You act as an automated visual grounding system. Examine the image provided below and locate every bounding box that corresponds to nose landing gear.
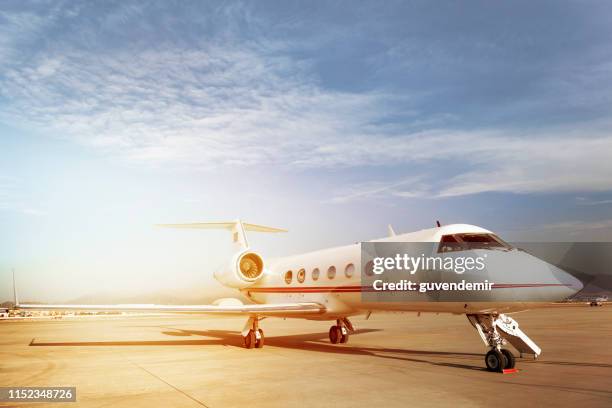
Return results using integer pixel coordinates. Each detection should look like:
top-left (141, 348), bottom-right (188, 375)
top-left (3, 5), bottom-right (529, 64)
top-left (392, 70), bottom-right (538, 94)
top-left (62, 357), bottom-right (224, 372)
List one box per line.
top-left (484, 349), bottom-right (516, 372)
top-left (468, 314), bottom-right (537, 372)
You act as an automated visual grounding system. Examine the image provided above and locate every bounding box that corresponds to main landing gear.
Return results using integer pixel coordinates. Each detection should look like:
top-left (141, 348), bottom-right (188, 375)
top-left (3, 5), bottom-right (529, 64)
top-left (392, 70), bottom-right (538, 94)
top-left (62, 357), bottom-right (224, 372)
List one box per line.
top-left (329, 318), bottom-right (353, 344)
top-left (242, 316), bottom-right (264, 349)
top-left (467, 314), bottom-right (540, 372)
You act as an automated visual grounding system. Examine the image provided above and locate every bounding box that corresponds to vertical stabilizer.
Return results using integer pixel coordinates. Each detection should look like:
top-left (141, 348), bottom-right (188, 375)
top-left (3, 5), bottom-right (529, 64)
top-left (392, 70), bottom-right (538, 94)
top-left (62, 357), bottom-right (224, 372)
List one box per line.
top-left (230, 219), bottom-right (249, 249)
top-left (13, 269), bottom-right (19, 307)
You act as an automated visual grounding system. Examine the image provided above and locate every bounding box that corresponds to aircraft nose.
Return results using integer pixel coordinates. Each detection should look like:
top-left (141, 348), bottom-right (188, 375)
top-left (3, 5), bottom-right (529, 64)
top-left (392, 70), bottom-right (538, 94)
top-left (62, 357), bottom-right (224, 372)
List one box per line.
top-left (551, 264), bottom-right (584, 298)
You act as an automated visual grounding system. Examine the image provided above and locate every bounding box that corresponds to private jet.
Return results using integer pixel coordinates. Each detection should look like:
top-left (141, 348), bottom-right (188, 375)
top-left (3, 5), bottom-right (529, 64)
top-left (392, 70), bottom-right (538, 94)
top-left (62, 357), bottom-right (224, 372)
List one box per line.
top-left (16, 220), bottom-right (583, 372)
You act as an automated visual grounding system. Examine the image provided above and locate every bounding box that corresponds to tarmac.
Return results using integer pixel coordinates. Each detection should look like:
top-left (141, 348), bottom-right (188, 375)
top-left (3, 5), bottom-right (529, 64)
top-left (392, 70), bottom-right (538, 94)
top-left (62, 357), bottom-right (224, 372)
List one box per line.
top-left (1, 305), bottom-right (611, 408)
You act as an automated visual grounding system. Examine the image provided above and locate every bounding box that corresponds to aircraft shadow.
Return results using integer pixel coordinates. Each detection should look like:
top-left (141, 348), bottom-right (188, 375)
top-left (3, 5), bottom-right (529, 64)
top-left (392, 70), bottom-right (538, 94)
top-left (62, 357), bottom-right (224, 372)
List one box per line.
top-left (28, 327), bottom-right (612, 375)
top-left (504, 381), bottom-right (612, 397)
top-left (30, 327), bottom-right (487, 372)
top-left (180, 328), bottom-right (486, 371)
top-left (29, 338), bottom-right (219, 347)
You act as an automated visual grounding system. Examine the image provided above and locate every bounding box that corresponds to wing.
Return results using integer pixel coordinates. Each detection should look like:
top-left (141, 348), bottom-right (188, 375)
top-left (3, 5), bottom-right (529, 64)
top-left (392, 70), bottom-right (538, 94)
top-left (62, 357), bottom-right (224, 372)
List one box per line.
top-left (16, 302), bottom-right (325, 317)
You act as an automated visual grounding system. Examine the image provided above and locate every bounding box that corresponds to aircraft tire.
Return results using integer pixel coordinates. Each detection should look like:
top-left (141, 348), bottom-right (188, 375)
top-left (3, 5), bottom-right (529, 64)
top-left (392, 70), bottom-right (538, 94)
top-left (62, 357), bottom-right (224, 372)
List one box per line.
top-left (255, 329), bottom-right (265, 348)
top-left (485, 349), bottom-right (506, 372)
top-left (244, 330), bottom-right (256, 349)
top-left (340, 330), bottom-right (349, 344)
top-left (501, 349), bottom-right (515, 369)
top-left (329, 325), bottom-right (341, 344)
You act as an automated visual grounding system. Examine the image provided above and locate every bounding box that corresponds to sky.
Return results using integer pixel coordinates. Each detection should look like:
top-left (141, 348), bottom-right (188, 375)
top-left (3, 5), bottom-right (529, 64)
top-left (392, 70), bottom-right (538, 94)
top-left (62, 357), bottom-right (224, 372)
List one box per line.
top-left (1, 0), bottom-right (612, 302)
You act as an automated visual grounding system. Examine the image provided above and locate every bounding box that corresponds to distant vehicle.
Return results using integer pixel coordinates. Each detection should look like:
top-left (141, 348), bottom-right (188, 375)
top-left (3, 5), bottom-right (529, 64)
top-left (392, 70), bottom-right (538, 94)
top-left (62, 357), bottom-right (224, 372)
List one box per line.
top-left (589, 296), bottom-right (608, 307)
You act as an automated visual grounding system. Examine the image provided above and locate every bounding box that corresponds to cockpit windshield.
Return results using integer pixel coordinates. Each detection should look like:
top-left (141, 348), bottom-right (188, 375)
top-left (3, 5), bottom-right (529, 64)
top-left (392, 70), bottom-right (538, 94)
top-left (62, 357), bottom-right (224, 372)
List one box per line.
top-left (438, 233), bottom-right (512, 253)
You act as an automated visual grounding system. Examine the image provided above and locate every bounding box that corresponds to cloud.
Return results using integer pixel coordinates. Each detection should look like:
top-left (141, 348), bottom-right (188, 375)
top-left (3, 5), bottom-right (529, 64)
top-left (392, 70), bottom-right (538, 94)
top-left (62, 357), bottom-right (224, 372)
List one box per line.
top-left (431, 131), bottom-right (612, 197)
top-left (327, 176), bottom-right (426, 204)
top-left (576, 197), bottom-right (612, 206)
top-left (0, 42), bottom-right (395, 168)
top-left (539, 219), bottom-right (612, 232)
top-left (327, 129), bottom-right (612, 201)
top-left (497, 218), bottom-right (612, 241)
top-left (1, 3), bottom-right (612, 200)
top-left (0, 176), bottom-right (17, 209)
top-left (515, 219), bottom-right (612, 241)
top-left (3, 43), bottom-right (612, 198)
top-left (0, 9), bottom-right (47, 66)
top-left (20, 208), bottom-right (46, 216)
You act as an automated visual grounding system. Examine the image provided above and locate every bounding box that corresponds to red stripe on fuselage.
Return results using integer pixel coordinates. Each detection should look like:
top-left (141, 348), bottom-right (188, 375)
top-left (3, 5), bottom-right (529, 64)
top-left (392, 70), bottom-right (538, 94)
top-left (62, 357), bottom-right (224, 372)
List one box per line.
top-left (243, 283), bottom-right (571, 294)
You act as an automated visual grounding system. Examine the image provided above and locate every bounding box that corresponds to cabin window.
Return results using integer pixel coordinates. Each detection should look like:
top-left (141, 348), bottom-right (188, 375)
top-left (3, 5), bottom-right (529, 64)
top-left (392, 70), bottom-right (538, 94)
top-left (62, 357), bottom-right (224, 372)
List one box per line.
top-left (345, 263), bottom-right (355, 278)
top-left (284, 270), bottom-right (293, 284)
top-left (312, 268), bottom-right (320, 281)
top-left (327, 266), bottom-right (336, 279)
top-left (364, 260), bottom-right (374, 276)
top-left (297, 268), bottom-right (306, 283)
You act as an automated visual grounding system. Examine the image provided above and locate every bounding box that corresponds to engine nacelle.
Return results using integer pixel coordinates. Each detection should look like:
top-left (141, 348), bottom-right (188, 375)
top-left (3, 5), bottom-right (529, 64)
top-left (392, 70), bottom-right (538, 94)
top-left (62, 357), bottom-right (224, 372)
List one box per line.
top-left (214, 251), bottom-right (265, 289)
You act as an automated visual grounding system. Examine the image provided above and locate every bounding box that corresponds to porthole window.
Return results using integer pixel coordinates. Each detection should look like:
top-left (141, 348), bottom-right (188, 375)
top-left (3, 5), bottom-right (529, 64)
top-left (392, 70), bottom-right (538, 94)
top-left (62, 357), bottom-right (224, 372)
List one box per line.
top-left (284, 270), bottom-right (293, 284)
top-left (365, 260), bottom-right (374, 276)
top-left (327, 266), bottom-right (336, 279)
top-left (297, 268), bottom-right (306, 283)
top-left (312, 268), bottom-right (320, 281)
top-left (345, 263), bottom-right (355, 278)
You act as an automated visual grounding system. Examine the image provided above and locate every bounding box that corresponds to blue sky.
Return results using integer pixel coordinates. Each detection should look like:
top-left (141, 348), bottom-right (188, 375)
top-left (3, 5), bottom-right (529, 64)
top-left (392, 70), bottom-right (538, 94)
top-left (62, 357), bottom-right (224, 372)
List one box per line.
top-left (1, 1), bottom-right (612, 301)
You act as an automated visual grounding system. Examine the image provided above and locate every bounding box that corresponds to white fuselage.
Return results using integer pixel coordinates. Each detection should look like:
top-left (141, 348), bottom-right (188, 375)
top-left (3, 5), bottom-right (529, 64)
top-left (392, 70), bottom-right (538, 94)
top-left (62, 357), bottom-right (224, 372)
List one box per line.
top-left (240, 224), bottom-right (582, 317)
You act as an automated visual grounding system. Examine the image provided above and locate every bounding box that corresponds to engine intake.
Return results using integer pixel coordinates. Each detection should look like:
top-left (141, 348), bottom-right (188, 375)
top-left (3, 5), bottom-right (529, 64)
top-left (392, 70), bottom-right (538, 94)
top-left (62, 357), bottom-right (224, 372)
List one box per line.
top-left (239, 252), bottom-right (264, 280)
top-left (214, 251), bottom-right (265, 288)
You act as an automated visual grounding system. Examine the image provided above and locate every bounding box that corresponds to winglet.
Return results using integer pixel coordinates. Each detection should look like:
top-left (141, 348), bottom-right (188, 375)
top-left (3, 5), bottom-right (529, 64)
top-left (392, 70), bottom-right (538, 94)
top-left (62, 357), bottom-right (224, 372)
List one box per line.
top-left (387, 224), bottom-right (396, 237)
top-left (157, 219), bottom-right (287, 249)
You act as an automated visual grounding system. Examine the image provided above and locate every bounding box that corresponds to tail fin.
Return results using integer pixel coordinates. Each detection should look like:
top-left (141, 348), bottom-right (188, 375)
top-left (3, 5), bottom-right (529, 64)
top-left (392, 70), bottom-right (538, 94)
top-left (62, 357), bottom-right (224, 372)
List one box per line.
top-left (157, 219), bottom-right (287, 248)
top-left (13, 269), bottom-right (19, 307)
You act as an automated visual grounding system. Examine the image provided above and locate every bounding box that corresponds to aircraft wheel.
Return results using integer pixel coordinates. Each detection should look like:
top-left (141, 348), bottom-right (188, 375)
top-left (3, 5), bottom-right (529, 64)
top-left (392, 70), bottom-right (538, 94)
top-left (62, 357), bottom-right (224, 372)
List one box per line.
top-left (329, 325), bottom-right (341, 344)
top-left (340, 329), bottom-right (349, 344)
top-left (485, 349), bottom-right (506, 372)
top-left (255, 329), bottom-right (265, 349)
top-left (501, 349), bottom-right (515, 369)
top-left (243, 329), bottom-right (256, 349)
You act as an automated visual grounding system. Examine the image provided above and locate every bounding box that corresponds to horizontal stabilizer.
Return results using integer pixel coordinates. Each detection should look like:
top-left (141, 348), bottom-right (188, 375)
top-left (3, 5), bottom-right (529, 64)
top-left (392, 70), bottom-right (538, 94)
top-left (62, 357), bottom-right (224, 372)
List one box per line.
top-left (157, 219), bottom-right (286, 248)
top-left (157, 222), bottom-right (287, 233)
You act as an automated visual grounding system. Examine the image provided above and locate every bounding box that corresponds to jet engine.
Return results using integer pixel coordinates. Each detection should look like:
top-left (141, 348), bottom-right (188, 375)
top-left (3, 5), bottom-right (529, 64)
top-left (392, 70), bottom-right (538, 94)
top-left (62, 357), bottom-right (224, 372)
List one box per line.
top-left (214, 251), bottom-right (265, 288)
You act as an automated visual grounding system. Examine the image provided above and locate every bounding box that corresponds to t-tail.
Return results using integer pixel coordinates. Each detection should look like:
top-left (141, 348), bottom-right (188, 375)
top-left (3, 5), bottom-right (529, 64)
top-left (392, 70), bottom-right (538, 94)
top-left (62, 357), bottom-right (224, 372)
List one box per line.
top-left (157, 219), bottom-right (287, 288)
top-left (156, 219), bottom-right (287, 250)
top-left (13, 269), bottom-right (19, 308)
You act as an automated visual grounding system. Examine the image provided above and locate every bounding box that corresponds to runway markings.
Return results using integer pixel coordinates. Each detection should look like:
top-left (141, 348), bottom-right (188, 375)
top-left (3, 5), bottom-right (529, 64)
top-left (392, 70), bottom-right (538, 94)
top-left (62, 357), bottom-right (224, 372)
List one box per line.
top-left (121, 353), bottom-right (211, 408)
